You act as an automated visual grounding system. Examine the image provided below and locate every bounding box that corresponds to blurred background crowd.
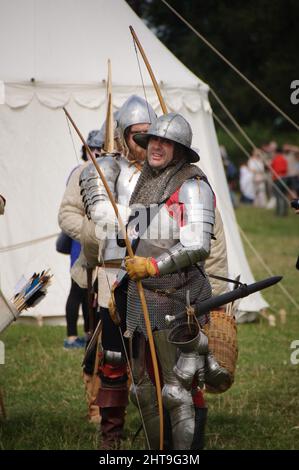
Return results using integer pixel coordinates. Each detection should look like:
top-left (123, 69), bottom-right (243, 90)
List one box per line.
top-left (221, 142), bottom-right (299, 216)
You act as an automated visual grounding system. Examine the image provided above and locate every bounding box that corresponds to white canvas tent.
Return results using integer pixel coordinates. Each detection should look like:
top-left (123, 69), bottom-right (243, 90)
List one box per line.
top-left (0, 0), bottom-right (267, 323)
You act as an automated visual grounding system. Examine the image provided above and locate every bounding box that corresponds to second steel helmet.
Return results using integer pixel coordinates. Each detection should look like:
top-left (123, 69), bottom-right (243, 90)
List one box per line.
top-left (117, 95), bottom-right (157, 137)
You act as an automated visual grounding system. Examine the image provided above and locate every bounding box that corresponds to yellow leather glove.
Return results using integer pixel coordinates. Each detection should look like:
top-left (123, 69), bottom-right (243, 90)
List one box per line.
top-left (124, 256), bottom-right (159, 280)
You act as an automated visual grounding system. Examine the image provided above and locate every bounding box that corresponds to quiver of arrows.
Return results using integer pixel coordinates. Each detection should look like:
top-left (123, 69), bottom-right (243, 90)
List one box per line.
top-left (0, 270), bottom-right (52, 334)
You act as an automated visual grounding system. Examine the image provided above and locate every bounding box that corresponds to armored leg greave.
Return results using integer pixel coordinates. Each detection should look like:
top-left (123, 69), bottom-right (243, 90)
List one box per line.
top-left (154, 330), bottom-right (196, 450)
top-left (130, 376), bottom-right (160, 450)
top-left (130, 330), bottom-right (208, 450)
top-left (130, 333), bottom-right (160, 449)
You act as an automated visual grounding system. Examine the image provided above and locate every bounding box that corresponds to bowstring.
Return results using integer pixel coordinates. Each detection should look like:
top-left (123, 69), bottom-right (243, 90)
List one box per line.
top-left (98, 252), bottom-right (151, 450)
top-left (64, 40), bottom-right (154, 448)
top-left (65, 114), bottom-right (81, 166)
top-left (132, 37), bottom-right (153, 124)
top-left (64, 106), bottom-right (151, 446)
top-left (130, 36), bottom-right (163, 448)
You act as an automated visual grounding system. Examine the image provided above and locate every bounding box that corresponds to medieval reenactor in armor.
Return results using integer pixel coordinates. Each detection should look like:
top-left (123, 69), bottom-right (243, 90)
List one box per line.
top-left (111, 112), bottom-right (216, 450)
top-left (61, 89), bottom-right (229, 449)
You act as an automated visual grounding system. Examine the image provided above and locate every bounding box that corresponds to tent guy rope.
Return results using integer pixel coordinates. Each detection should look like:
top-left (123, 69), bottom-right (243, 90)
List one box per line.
top-left (160, 0), bottom-right (299, 132)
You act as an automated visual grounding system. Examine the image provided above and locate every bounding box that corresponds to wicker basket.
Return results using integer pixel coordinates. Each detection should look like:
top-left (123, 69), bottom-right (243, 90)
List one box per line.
top-left (203, 310), bottom-right (238, 393)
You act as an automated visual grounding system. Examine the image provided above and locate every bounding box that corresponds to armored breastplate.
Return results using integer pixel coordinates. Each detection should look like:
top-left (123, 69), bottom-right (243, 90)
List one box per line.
top-left (128, 204), bottom-right (180, 258)
top-left (103, 158), bottom-right (141, 262)
top-left (116, 158), bottom-right (141, 205)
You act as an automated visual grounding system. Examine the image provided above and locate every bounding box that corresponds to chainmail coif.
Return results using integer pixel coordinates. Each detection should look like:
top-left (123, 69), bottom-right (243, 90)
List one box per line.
top-left (129, 155), bottom-right (207, 206)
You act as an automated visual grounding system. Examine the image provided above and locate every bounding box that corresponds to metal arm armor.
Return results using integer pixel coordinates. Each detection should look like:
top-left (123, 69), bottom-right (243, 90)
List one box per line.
top-left (79, 155), bottom-right (120, 221)
top-left (156, 178), bottom-right (215, 276)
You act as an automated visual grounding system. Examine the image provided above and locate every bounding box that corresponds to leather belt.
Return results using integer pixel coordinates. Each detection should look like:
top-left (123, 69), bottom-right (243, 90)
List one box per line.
top-left (100, 261), bottom-right (122, 269)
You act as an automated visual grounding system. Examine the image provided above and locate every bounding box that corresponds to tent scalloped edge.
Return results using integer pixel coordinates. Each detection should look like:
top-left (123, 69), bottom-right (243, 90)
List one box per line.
top-left (2, 82), bottom-right (212, 114)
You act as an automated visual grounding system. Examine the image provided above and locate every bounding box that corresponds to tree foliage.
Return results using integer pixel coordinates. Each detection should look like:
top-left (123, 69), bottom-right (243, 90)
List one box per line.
top-left (126, 0), bottom-right (299, 130)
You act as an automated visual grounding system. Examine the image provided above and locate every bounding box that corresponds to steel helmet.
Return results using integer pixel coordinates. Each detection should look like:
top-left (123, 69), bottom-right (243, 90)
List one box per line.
top-left (133, 112), bottom-right (199, 162)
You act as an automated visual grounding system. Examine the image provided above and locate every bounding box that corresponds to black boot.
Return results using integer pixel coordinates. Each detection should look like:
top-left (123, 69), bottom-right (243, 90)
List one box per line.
top-left (191, 407), bottom-right (208, 450)
top-left (100, 406), bottom-right (126, 450)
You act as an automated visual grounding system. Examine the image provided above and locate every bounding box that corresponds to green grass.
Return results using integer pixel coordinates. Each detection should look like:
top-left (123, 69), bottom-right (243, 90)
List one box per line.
top-left (205, 206), bottom-right (299, 450)
top-left (235, 206), bottom-right (298, 313)
top-left (0, 206), bottom-right (298, 449)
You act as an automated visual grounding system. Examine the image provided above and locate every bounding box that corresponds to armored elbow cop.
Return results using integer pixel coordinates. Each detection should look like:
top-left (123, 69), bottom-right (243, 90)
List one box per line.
top-left (156, 179), bottom-right (215, 276)
top-left (79, 157), bottom-right (133, 236)
top-left (79, 155), bottom-right (120, 220)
